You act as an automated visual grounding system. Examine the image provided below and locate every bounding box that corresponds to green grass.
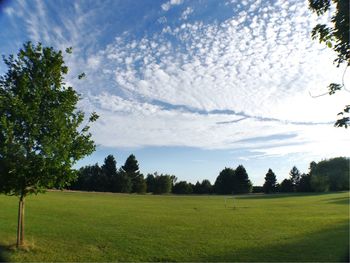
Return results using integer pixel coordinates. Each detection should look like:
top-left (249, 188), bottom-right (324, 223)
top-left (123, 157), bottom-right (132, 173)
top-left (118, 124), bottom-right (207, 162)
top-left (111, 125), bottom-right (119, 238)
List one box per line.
top-left (0, 191), bottom-right (349, 262)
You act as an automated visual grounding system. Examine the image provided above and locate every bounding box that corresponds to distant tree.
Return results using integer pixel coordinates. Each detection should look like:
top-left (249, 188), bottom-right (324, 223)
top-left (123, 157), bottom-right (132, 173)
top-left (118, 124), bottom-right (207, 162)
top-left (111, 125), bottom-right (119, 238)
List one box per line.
top-left (172, 181), bottom-right (193, 194)
top-left (279, 179), bottom-right (294, 192)
top-left (0, 42), bottom-right (98, 247)
top-left (308, 0), bottom-right (350, 127)
top-left (310, 157), bottom-right (349, 191)
top-left (132, 174), bottom-right (147, 194)
top-left (289, 166), bottom-right (301, 190)
top-left (193, 181), bottom-right (202, 194)
top-left (214, 168), bottom-right (236, 194)
top-left (114, 169), bottom-right (132, 193)
top-left (122, 154), bottom-right (140, 193)
top-left (252, 186), bottom-right (264, 193)
top-left (101, 155), bottom-right (117, 192)
top-left (146, 173), bottom-right (156, 193)
top-left (263, 169), bottom-right (277, 193)
top-left (297, 173), bottom-right (313, 192)
top-left (234, 165), bottom-right (252, 194)
top-left (153, 174), bottom-right (173, 194)
top-left (193, 179), bottom-right (212, 194)
top-left (214, 165), bottom-right (252, 194)
top-left (200, 179), bottom-right (212, 194)
top-left (122, 154), bottom-right (139, 175)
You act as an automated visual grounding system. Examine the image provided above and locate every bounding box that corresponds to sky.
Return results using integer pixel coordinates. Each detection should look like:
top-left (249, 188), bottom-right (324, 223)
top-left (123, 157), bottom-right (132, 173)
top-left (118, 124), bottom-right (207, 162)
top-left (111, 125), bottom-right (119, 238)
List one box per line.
top-left (0, 0), bottom-right (349, 185)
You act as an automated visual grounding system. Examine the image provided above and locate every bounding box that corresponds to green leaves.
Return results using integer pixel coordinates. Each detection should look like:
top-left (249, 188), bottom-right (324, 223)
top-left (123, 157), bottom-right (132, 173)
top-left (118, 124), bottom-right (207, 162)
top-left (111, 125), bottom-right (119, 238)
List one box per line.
top-left (328, 83), bottom-right (342, 95)
top-left (0, 42), bottom-right (98, 196)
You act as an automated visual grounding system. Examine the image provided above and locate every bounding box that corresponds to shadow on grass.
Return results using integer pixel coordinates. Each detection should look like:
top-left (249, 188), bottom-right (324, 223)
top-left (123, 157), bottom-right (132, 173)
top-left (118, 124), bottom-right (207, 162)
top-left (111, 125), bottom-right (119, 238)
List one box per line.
top-left (204, 221), bottom-right (349, 262)
top-left (0, 245), bottom-right (9, 262)
top-left (236, 192), bottom-right (345, 200)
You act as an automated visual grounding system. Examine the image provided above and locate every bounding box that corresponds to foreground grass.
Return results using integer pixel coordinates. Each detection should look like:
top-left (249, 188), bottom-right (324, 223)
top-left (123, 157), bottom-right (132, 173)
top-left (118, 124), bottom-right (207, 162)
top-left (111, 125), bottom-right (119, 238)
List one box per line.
top-left (0, 191), bottom-right (348, 262)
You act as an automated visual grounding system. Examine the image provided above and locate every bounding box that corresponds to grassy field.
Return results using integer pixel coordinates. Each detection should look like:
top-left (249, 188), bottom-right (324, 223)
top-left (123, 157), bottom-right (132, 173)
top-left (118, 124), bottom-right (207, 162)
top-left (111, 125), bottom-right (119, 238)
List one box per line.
top-left (0, 191), bottom-right (348, 262)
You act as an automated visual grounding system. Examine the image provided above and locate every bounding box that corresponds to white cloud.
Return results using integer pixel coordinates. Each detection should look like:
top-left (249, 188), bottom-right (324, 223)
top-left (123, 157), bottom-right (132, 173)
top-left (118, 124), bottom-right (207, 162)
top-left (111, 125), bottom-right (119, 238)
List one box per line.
top-left (181, 7), bottom-right (193, 20)
top-left (161, 0), bottom-right (184, 11)
top-left (10, 0), bottom-right (349, 160)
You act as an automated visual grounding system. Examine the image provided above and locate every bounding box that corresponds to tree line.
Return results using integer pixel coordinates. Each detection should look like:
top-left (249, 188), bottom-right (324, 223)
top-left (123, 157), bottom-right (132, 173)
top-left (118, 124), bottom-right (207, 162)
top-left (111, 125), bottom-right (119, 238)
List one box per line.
top-left (261, 157), bottom-right (349, 194)
top-left (69, 155), bottom-right (349, 195)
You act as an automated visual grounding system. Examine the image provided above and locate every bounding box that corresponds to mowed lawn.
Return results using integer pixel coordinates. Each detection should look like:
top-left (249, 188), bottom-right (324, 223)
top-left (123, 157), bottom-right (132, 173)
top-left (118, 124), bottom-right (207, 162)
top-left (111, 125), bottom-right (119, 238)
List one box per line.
top-left (0, 191), bottom-right (348, 262)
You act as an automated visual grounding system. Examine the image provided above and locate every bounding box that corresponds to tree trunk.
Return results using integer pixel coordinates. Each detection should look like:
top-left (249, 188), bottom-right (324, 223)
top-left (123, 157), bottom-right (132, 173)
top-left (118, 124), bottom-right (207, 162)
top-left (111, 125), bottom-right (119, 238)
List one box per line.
top-left (16, 195), bottom-right (25, 248)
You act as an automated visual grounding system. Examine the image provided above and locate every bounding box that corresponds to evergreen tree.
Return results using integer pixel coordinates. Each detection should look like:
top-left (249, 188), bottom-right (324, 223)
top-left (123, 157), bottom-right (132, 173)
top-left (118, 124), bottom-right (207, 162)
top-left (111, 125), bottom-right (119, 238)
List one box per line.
top-left (279, 179), bottom-right (294, 192)
top-left (234, 165), bottom-right (252, 194)
top-left (146, 173), bottom-right (155, 193)
top-left (214, 168), bottom-right (236, 194)
top-left (101, 155), bottom-right (117, 192)
top-left (263, 169), bottom-right (277, 193)
top-left (297, 173), bottom-right (313, 192)
top-left (122, 154), bottom-right (140, 193)
top-left (289, 166), bottom-right (301, 190)
top-left (133, 174), bottom-right (147, 194)
top-left (153, 174), bottom-right (172, 194)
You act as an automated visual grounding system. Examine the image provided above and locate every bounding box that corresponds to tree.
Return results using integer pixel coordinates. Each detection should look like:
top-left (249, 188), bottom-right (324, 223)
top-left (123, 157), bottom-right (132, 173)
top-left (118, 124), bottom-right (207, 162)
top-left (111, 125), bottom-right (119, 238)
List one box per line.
top-left (153, 173), bottom-right (172, 194)
top-left (114, 169), bottom-right (132, 193)
top-left (132, 174), bottom-right (147, 194)
top-left (234, 165), bottom-right (252, 194)
top-left (122, 154), bottom-right (140, 193)
top-left (0, 42), bottom-right (98, 247)
top-left (297, 173), bottom-right (313, 192)
top-left (146, 173), bottom-right (155, 193)
top-left (310, 157), bottom-right (349, 191)
top-left (214, 165), bottom-right (252, 194)
top-left (122, 154), bottom-right (139, 175)
top-left (289, 166), bottom-right (301, 190)
top-left (214, 167), bottom-right (236, 194)
top-left (309, 0), bottom-right (350, 127)
top-left (172, 181), bottom-right (193, 194)
top-left (263, 169), bottom-right (277, 193)
top-left (101, 155), bottom-right (117, 192)
top-left (279, 179), bottom-right (294, 192)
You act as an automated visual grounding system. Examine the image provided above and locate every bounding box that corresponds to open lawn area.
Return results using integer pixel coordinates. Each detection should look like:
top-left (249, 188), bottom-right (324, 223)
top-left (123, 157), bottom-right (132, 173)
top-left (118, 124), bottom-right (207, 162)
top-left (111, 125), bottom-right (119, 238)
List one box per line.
top-left (0, 191), bottom-right (349, 262)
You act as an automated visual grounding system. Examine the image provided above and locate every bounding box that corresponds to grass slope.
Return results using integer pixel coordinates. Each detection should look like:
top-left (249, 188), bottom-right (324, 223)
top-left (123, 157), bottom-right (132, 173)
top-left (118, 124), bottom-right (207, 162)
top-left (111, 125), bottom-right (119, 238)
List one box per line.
top-left (0, 191), bottom-right (349, 262)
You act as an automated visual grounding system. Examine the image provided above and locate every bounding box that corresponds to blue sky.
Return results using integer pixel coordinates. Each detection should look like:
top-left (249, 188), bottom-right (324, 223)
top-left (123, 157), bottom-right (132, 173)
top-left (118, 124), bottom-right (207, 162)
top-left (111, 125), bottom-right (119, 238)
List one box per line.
top-left (0, 0), bottom-right (349, 185)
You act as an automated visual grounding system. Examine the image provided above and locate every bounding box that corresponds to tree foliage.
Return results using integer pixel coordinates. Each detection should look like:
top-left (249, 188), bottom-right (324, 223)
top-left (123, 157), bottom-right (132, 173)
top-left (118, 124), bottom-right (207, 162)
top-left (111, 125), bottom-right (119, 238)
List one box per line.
top-left (310, 157), bottom-right (349, 191)
top-left (309, 0), bottom-right (350, 127)
top-left (214, 165), bottom-right (252, 194)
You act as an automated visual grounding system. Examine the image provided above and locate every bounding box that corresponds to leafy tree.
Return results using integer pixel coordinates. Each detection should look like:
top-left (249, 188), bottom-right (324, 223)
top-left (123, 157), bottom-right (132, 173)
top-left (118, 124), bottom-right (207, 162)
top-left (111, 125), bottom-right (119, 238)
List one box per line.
top-left (214, 167), bottom-right (236, 194)
top-left (0, 42), bottom-right (98, 247)
top-left (310, 157), bottom-right (349, 191)
top-left (263, 169), bottom-right (277, 193)
top-left (172, 181), bottom-right (193, 194)
top-left (309, 0), bottom-right (350, 127)
top-left (279, 179), bottom-right (294, 192)
top-left (289, 166), bottom-right (301, 190)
